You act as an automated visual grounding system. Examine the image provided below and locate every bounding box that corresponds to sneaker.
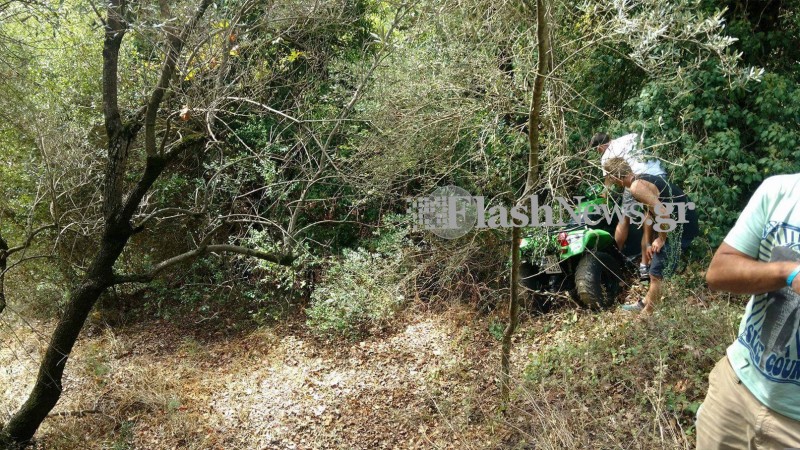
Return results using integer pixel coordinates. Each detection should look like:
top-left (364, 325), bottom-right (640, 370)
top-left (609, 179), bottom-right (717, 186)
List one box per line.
top-left (639, 264), bottom-right (650, 282)
top-left (621, 299), bottom-right (645, 312)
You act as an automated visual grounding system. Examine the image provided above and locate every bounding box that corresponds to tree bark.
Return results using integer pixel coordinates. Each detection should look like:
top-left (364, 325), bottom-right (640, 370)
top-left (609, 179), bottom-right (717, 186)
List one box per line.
top-left (0, 233), bottom-right (7, 315)
top-left (500, 226), bottom-right (522, 405)
top-left (525, 0), bottom-right (549, 197)
top-left (500, 0), bottom-right (550, 407)
top-left (0, 0), bottom-right (213, 445)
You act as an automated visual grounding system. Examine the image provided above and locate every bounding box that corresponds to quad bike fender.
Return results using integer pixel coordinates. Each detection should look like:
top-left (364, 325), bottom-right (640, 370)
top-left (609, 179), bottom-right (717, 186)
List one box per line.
top-left (561, 229), bottom-right (614, 259)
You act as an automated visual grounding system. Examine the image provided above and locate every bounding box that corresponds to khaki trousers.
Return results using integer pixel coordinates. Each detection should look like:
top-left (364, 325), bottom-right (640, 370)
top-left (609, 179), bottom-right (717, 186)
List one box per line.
top-left (696, 356), bottom-right (800, 450)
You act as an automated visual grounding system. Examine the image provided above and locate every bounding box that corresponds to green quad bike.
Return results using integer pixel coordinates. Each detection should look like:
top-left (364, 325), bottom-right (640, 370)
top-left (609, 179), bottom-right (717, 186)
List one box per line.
top-left (519, 186), bottom-right (642, 311)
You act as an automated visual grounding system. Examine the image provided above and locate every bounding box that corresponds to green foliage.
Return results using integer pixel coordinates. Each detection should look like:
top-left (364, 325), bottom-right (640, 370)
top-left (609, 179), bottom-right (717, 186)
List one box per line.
top-left (581, 0), bottom-right (800, 247)
top-left (4, 267), bottom-right (69, 319)
top-left (135, 256), bottom-right (261, 326)
top-left (243, 230), bottom-right (312, 324)
top-left (306, 247), bottom-right (405, 339)
top-left (109, 421), bottom-right (135, 450)
top-left (624, 64), bottom-right (800, 245)
top-left (5, 1), bottom-right (798, 447)
top-left (488, 319), bottom-right (505, 341)
top-left (85, 344), bottom-right (111, 385)
top-left (520, 226), bottom-right (559, 262)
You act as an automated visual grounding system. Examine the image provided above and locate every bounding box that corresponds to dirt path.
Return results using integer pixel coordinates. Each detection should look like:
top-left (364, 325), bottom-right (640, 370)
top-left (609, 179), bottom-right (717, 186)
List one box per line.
top-left (2, 280), bottom-right (723, 449)
top-left (1, 308), bottom-right (513, 449)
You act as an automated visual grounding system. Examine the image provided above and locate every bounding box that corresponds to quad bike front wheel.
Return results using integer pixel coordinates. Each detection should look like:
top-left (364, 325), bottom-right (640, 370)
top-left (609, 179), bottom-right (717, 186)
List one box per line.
top-left (574, 251), bottom-right (622, 309)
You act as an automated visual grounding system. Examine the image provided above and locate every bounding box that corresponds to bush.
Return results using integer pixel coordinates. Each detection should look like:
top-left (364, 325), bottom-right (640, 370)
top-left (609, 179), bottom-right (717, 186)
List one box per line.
top-left (306, 248), bottom-right (405, 339)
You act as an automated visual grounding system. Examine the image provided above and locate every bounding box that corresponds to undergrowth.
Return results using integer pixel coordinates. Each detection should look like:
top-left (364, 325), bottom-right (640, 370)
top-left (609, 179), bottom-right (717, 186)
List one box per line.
top-left (505, 272), bottom-right (742, 449)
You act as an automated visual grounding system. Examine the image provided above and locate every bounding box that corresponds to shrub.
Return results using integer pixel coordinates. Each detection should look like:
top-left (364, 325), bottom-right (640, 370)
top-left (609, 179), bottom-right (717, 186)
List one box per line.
top-left (306, 248), bottom-right (405, 339)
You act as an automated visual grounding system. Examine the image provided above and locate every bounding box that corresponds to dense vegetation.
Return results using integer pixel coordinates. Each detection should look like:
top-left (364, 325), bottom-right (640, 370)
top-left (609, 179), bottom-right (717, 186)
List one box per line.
top-left (0, 0), bottom-right (797, 447)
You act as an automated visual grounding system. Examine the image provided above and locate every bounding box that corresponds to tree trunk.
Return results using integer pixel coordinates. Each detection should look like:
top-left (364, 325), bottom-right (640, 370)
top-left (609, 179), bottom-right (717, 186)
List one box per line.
top-left (500, 0), bottom-right (550, 407)
top-left (525, 0), bottom-right (549, 196)
top-left (0, 0), bottom-right (213, 443)
top-left (500, 226), bottom-right (522, 405)
top-left (1, 225), bottom-right (129, 444)
top-left (0, 233), bottom-right (7, 315)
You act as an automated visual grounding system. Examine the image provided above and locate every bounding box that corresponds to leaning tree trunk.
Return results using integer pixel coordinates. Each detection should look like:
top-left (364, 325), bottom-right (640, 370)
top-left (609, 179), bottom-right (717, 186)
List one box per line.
top-left (0, 0), bottom-right (213, 444)
top-left (1, 224), bottom-right (129, 443)
top-left (500, 0), bottom-right (551, 407)
top-left (2, 130), bottom-right (141, 445)
top-left (0, 233), bottom-right (7, 315)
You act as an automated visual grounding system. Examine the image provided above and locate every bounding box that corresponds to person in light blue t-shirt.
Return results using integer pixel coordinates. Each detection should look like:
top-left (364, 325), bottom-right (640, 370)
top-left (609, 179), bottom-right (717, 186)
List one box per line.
top-left (701, 174), bottom-right (800, 449)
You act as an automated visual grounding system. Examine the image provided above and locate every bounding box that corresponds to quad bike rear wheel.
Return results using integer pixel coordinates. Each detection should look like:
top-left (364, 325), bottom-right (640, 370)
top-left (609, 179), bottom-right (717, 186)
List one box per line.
top-left (574, 251), bottom-right (621, 309)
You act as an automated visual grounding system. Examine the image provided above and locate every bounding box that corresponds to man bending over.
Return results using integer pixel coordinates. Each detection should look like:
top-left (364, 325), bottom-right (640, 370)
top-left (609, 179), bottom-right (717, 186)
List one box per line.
top-left (603, 157), bottom-right (699, 315)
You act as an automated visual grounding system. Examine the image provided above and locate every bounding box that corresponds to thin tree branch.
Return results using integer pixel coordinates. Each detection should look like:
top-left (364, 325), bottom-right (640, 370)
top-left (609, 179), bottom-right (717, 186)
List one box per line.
top-left (144, 0), bottom-right (213, 156)
top-left (6, 224), bottom-right (56, 256)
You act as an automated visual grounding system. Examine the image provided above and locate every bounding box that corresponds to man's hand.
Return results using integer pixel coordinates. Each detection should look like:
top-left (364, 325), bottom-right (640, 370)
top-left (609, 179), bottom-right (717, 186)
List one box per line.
top-left (647, 236), bottom-right (665, 258)
top-left (707, 243), bottom-right (800, 295)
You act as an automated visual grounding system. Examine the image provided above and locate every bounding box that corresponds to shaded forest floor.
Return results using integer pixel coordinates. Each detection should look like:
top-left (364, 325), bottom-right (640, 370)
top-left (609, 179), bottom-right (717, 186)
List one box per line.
top-left (1, 274), bottom-right (742, 449)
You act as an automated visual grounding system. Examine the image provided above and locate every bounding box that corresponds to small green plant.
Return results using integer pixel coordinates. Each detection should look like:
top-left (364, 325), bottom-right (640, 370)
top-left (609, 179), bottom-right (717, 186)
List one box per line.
top-left (83, 343), bottom-right (111, 386)
top-left (166, 397), bottom-right (181, 414)
top-left (488, 320), bottom-right (505, 341)
top-left (110, 421), bottom-right (135, 450)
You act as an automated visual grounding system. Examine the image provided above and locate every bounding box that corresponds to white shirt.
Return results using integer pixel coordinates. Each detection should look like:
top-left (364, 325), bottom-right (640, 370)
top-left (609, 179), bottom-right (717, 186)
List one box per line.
top-left (601, 133), bottom-right (666, 176)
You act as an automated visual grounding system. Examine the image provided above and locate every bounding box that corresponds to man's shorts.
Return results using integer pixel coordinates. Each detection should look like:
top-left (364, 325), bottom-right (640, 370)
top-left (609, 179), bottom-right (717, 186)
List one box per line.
top-left (696, 356), bottom-right (800, 449)
top-left (649, 231), bottom-right (694, 279)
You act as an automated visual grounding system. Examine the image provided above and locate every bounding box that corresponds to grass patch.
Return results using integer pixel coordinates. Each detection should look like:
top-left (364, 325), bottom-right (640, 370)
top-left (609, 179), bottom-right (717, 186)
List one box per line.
top-left (508, 276), bottom-right (742, 448)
